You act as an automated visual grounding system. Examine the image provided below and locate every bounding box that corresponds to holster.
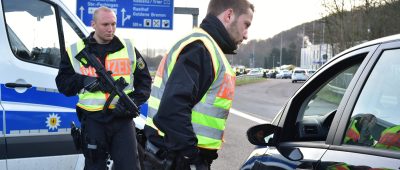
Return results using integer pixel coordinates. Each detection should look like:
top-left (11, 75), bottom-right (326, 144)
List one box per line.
top-left (143, 141), bottom-right (174, 170)
top-left (70, 121), bottom-right (82, 151)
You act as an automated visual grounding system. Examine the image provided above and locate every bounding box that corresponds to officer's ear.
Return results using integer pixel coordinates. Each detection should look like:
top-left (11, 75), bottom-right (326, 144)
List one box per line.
top-left (217, 8), bottom-right (235, 27)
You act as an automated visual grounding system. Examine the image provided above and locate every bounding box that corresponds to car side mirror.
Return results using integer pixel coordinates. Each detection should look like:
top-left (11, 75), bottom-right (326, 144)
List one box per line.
top-left (246, 124), bottom-right (280, 146)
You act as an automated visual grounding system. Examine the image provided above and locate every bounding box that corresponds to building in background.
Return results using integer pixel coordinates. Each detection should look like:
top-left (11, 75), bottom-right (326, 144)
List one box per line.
top-left (301, 43), bottom-right (333, 70)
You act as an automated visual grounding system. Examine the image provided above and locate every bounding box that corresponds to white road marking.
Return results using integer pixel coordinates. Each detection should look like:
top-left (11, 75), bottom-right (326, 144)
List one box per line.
top-left (230, 108), bottom-right (268, 124)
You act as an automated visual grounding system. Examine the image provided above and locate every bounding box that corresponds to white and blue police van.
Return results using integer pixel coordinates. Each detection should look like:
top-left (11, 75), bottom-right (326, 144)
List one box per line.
top-left (0, 0), bottom-right (147, 169)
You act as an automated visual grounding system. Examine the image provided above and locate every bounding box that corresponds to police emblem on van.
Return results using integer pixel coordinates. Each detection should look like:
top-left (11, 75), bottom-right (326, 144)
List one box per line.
top-left (46, 113), bottom-right (61, 131)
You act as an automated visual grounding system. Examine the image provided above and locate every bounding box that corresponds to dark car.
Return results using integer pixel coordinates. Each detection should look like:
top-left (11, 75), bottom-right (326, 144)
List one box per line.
top-left (265, 70), bottom-right (277, 78)
top-left (241, 34), bottom-right (400, 170)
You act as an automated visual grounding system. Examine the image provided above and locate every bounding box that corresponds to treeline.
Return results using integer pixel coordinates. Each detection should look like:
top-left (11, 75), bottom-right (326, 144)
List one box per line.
top-left (234, 0), bottom-right (400, 69)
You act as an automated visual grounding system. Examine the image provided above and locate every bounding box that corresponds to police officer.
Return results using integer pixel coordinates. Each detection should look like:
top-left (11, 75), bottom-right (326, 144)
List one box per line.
top-left (56, 6), bottom-right (151, 170)
top-left (344, 113), bottom-right (377, 146)
top-left (143, 0), bottom-right (254, 169)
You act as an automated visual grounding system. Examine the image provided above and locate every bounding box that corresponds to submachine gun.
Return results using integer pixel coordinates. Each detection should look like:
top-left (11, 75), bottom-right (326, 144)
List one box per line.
top-left (75, 48), bottom-right (139, 117)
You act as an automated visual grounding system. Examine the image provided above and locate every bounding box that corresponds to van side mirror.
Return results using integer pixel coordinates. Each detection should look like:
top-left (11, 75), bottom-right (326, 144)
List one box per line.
top-left (246, 124), bottom-right (280, 146)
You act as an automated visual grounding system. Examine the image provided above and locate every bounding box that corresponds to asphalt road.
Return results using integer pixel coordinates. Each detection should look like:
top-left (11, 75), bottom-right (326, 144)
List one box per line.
top-left (211, 78), bottom-right (303, 170)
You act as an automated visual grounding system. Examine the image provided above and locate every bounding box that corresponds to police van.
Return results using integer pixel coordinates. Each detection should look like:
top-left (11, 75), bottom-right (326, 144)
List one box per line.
top-left (0, 0), bottom-right (146, 169)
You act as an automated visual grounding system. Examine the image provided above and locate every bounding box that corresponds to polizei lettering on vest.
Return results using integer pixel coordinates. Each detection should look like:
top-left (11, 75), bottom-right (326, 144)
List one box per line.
top-left (217, 73), bottom-right (235, 100)
top-left (80, 58), bottom-right (131, 77)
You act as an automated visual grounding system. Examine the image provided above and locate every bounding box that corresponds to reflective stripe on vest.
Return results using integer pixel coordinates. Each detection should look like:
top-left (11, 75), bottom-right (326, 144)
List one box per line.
top-left (67, 39), bottom-right (137, 111)
top-left (146, 28), bottom-right (236, 149)
top-left (374, 125), bottom-right (400, 150)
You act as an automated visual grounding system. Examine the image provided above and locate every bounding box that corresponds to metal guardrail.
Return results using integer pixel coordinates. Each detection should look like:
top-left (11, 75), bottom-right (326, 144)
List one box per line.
top-left (327, 83), bottom-right (346, 95)
top-left (236, 74), bottom-right (264, 81)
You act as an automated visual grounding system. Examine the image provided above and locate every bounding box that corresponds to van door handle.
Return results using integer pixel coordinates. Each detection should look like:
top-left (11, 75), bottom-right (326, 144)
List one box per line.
top-left (5, 83), bottom-right (32, 88)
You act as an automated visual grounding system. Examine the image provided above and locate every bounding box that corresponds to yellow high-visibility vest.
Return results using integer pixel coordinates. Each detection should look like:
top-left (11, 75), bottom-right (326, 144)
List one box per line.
top-left (67, 39), bottom-right (137, 111)
top-left (374, 125), bottom-right (400, 150)
top-left (146, 28), bottom-right (236, 150)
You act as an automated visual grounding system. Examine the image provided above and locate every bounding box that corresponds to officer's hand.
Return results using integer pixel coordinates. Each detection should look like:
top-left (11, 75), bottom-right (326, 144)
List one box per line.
top-left (112, 99), bottom-right (139, 118)
top-left (83, 77), bottom-right (109, 93)
top-left (113, 101), bottom-right (129, 115)
top-left (176, 148), bottom-right (208, 170)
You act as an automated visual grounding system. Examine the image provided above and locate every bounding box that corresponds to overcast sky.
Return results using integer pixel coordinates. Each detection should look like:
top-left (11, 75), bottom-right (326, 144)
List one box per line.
top-left (63, 0), bottom-right (324, 50)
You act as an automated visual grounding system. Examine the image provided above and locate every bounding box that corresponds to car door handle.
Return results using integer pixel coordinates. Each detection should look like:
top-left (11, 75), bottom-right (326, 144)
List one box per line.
top-left (5, 83), bottom-right (32, 88)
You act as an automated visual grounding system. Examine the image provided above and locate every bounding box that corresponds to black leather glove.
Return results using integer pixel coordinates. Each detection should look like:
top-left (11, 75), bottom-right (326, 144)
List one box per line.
top-left (113, 100), bottom-right (129, 116)
top-left (112, 99), bottom-right (139, 118)
top-left (83, 76), bottom-right (109, 93)
top-left (175, 148), bottom-right (209, 170)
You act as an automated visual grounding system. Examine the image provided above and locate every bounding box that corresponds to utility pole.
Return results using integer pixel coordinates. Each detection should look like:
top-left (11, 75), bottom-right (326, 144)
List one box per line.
top-left (312, 21), bottom-right (315, 44)
top-left (273, 56), bottom-right (275, 68)
top-left (322, 21), bottom-right (326, 65)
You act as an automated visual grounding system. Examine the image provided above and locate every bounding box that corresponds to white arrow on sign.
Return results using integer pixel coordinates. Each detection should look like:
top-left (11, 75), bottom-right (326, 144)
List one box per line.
top-left (79, 6), bottom-right (84, 21)
top-left (121, 8), bottom-right (131, 27)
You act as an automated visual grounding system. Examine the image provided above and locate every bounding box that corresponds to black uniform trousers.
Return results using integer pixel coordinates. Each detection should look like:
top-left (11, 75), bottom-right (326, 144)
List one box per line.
top-left (81, 115), bottom-right (140, 170)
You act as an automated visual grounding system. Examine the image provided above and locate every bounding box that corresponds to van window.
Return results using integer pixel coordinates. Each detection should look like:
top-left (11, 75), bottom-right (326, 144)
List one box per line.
top-left (60, 10), bottom-right (85, 50)
top-left (3, 0), bottom-right (61, 68)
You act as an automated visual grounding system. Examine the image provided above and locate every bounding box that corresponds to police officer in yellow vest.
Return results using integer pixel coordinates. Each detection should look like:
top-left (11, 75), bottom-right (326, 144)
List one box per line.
top-left (344, 113), bottom-right (377, 146)
top-left (143, 0), bottom-right (254, 169)
top-left (56, 6), bottom-right (151, 170)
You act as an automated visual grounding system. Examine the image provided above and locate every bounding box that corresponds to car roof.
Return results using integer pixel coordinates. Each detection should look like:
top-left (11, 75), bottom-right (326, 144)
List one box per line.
top-left (336, 34), bottom-right (400, 57)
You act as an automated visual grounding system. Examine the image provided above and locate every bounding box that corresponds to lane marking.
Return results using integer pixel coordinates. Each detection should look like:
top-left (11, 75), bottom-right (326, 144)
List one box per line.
top-left (230, 108), bottom-right (268, 124)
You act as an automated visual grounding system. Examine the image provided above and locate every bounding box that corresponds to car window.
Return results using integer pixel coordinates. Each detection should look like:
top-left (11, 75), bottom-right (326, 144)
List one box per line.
top-left (303, 64), bottom-right (360, 117)
top-left (343, 49), bottom-right (400, 151)
top-left (293, 54), bottom-right (365, 141)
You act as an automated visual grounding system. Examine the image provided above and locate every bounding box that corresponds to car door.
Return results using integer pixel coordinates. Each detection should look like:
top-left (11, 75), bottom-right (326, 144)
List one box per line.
top-left (317, 41), bottom-right (400, 169)
top-left (0, 0), bottom-right (87, 169)
top-left (0, 104), bottom-right (6, 169)
top-left (260, 45), bottom-right (379, 169)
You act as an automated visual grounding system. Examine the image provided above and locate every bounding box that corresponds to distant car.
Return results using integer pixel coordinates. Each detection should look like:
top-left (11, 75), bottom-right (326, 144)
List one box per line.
top-left (306, 69), bottom-right (316, 78)
top-left (241, 34), bottom-right (400, 170)
top-left (291, 68), bottom-right (307, 83)
top-left (247, 69), bottom-right (263, 77)
top-left (265, 70), bottom-right (277, 78)
top-left (234, 65), bottom-right (246, 76)
top-left (276, 70), bottom-right (291, 79)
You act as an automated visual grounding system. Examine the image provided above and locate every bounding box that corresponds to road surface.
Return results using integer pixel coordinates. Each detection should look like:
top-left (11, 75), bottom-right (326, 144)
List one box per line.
top-left (211, 79), bottom-right (303, 169)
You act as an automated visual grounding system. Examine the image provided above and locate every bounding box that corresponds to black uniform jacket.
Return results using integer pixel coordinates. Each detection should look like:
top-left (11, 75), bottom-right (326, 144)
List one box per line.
top-left (56, 32), bottom-right (152, 122)
top-left (144, 14), bottom-right (237, 157)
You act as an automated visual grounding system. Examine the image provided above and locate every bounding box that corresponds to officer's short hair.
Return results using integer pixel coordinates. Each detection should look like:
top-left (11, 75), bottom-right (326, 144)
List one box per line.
top-left (207, 0), bottom-right (254, 16)
top-left (92, 6), bottom-right (115, 21)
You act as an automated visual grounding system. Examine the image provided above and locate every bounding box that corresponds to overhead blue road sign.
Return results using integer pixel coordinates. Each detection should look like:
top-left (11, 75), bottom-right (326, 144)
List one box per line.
top-left (76, 0), bottom-right (174, 30)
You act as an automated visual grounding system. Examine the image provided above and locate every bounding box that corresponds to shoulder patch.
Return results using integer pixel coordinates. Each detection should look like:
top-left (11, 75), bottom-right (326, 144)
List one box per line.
top-left (137, 57), bottom-right (145, 70)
